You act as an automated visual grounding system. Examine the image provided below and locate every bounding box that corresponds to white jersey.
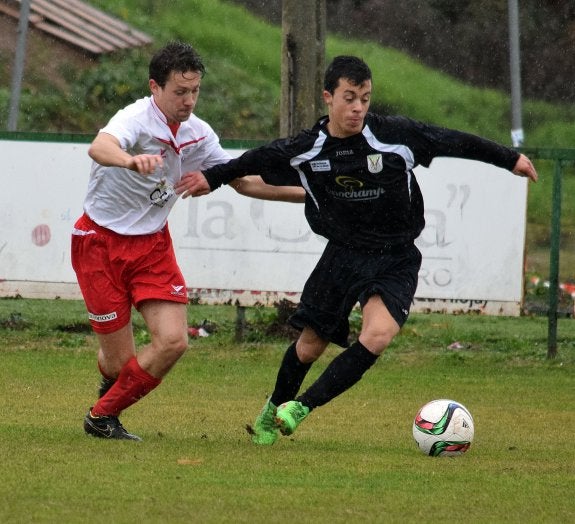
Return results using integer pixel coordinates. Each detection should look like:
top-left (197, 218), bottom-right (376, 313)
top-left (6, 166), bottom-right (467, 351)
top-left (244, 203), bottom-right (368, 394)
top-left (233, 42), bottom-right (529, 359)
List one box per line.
top-left (83, 96), bottom-right (231, 235)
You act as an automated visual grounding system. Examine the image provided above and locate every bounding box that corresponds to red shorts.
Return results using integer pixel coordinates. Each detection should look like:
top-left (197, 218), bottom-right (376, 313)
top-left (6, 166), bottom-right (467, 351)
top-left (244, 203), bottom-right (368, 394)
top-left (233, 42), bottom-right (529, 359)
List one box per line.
top-left (71, 214), bottom-right (188, 334)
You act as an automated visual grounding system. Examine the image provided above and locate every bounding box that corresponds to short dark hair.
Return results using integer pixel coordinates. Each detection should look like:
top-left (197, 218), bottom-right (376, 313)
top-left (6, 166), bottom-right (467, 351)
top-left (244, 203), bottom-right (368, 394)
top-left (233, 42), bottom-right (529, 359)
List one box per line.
top-left (323, 55), bottom-right (372, 94)
top-left (149, 41), bottom-right (206, 87)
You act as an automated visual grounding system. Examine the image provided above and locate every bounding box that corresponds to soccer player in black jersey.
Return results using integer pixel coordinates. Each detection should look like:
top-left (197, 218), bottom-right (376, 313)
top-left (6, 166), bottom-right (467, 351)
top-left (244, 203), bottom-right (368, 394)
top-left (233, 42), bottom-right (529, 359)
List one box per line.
top-left (175, 55), bottom-right (538, 444)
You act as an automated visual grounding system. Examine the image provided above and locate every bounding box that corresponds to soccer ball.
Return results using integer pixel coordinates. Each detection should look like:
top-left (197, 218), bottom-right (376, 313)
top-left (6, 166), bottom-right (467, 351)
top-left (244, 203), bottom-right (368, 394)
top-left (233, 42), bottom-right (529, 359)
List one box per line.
top-left (412, 399), bottom-right (474, 456)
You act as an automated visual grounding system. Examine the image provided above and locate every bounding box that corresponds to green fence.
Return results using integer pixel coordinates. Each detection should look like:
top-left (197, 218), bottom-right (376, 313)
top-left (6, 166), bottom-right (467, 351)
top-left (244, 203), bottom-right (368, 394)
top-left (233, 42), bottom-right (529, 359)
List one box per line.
top-left (521, 148), bottom-right (575, 358)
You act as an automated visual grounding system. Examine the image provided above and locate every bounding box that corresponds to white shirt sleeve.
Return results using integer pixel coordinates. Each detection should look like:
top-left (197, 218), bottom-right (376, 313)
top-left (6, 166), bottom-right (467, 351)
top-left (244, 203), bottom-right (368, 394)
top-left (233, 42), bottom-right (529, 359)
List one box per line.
top-left (99, 100), bottom-right (147, 151)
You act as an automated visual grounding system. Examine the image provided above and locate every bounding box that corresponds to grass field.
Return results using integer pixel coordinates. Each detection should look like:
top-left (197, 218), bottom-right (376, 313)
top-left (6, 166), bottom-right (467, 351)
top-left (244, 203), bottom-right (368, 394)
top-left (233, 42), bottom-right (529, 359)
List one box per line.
top-left (1, 298), bottom-right (573, 523)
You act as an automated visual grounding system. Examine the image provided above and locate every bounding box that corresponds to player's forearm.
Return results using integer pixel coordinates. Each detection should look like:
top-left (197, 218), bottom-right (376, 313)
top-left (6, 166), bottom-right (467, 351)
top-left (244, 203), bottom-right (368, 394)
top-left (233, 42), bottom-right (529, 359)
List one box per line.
top-left (230, 176), bottom-right (305, 202)
top-left (88, 132), bottom-right (132, 168)
top-left (432, 126), bottom-right (519, 171)
top-left (264, 186), bottom-right (306, 202)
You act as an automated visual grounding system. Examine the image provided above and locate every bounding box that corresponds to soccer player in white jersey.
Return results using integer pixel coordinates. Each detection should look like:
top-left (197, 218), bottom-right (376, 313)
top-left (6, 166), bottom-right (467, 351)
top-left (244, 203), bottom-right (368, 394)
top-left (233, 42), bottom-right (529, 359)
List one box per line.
top-left (72, 41), bottom-right (304, 440)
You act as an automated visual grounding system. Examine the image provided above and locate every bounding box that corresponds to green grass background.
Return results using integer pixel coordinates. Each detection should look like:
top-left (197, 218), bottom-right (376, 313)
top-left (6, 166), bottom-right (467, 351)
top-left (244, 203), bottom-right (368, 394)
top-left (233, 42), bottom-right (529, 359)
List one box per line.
top-left (1, 299), bottom-right (573, 523)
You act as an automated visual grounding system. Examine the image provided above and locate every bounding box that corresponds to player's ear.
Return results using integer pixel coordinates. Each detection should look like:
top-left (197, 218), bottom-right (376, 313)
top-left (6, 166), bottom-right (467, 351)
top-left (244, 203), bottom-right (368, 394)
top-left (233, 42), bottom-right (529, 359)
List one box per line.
top-left (149, 78), bottom-right (160, 96)
top-left (322, 89), bottom-right (332, 106)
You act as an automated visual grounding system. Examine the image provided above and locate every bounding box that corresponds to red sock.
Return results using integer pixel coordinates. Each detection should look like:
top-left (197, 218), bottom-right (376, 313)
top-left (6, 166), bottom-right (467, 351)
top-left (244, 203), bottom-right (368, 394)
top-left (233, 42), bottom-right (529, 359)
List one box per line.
top-left (92, 357), bottom-right (161, 417)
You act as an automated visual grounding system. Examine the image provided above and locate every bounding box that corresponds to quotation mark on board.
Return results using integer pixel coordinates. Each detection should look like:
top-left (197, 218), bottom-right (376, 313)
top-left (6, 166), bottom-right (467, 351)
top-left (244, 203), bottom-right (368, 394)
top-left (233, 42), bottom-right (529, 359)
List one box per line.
top-left (446, 184), bottom-right (470, 214)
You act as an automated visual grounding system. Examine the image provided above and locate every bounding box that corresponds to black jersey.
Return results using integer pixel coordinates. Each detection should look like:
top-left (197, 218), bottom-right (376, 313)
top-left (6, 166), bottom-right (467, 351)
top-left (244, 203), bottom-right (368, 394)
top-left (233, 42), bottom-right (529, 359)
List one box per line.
top-left (204, 113), bottom-right (519, 250)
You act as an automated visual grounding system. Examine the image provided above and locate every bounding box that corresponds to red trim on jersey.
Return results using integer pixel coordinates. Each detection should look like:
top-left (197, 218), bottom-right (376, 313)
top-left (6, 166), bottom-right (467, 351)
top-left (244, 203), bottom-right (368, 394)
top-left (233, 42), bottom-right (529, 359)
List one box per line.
top-left (168, 122), bottom-right (180, 137)
top-left (155, 135), bottom-right (207, 155)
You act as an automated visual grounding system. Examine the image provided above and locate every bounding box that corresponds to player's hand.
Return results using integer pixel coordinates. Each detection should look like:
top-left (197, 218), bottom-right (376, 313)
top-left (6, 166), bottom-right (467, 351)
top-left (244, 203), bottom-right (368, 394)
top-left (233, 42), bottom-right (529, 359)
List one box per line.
top-left (175, 171), bottom-right (212, 199)
top-left (512, 153), bottom-right (538, 182)
top-left (127, 154), bottom-right (164, 175)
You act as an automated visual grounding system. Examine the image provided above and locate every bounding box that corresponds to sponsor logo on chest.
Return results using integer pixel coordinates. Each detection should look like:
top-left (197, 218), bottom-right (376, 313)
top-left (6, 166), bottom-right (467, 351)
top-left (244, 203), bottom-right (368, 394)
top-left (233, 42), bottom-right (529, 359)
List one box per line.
top-left (310, 159), bottom-right (331, 172)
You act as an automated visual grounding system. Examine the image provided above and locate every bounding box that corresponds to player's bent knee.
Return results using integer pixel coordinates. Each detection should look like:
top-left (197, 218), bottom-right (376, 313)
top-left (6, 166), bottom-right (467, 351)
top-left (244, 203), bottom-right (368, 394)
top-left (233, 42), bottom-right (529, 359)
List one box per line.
top-left (169, 335), bottom-right (189, 357)
top-left (155, 331), bottom-right (188, 360)
top-left (295, 325), bottom-right (329, 362)
top-left (296, 346), bottom-right (323, 363)
top-left (360, 329), bottom-right (396, 355)
top-left (296, 339), bottom-right (327, 363)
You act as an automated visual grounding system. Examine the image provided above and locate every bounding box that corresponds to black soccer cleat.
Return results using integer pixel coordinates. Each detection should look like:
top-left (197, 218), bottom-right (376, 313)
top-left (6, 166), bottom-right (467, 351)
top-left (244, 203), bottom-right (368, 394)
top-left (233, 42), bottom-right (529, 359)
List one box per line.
top-left (83, 409), bottom-right (142, 441)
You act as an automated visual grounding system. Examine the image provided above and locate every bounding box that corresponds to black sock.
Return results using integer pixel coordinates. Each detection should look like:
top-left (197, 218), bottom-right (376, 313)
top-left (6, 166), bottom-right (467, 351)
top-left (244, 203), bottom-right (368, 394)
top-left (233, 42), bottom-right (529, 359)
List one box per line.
top-left (98, 376), bottom-right (116, 398)
top-left (297, 341), bottom-right (378, 410)
top-left (270, 342), bottom-right (312, 407)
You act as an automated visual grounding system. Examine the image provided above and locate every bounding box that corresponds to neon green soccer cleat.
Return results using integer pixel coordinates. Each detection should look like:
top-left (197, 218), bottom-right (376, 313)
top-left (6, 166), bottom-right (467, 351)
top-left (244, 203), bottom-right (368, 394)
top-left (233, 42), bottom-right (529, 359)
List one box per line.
top-left (275, 400), bottom-right (310, 436)
top-left (249, 399), bottom-right (279, 445)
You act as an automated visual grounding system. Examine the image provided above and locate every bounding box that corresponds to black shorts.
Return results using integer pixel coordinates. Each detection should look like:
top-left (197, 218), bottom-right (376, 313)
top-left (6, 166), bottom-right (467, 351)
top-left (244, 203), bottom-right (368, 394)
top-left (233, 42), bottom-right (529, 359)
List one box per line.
top-left (289, 241), bottom-right (422, 347)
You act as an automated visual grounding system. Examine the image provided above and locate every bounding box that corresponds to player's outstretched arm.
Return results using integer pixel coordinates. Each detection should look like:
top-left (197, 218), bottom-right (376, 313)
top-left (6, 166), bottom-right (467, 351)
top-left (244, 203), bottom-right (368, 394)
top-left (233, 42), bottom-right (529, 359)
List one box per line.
top-left (512, 153), bottom-right (538, 182)
top-left (229, 176), bottom-right (305, 202)
top-left (175, 171), bottom-right (212, 199)
top-left (88, 132), bottom-right (163, 175)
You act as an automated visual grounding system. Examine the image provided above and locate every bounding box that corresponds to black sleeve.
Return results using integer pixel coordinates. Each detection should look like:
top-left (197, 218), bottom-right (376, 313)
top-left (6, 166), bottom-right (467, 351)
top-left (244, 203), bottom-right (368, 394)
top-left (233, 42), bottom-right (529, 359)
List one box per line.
top-left (393, 116), bottom-right (520, 171)
top-left (203, 138), bottom-right (302, 190)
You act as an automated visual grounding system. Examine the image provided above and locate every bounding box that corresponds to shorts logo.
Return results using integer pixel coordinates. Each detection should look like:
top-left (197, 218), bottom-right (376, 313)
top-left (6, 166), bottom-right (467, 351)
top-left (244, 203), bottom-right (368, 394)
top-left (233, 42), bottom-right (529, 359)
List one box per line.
top-left (367, 154), bottom-right (383, 173)
top-left (88, 311), bottom-right (118, 323)
top-left (171, 285), bottom-right (185, 296)
top-left (310, 160), bottom-right (331, 172)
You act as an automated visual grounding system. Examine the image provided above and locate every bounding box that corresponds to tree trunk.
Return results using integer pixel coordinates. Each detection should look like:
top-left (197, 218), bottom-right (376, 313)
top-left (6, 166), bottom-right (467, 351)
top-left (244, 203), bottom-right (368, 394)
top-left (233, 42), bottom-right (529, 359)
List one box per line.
top-left (280, 0), bottom-right (326, 137)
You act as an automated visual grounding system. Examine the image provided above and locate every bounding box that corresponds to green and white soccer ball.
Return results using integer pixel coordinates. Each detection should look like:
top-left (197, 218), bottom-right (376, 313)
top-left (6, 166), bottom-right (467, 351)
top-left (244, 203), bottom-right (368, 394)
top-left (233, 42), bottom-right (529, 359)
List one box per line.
top-left (412, 399), bottom-right (474, 456)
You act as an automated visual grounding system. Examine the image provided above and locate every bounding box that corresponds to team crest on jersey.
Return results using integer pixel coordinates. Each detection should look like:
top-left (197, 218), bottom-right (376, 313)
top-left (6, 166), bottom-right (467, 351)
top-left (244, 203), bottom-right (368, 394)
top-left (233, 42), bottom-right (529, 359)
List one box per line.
top-left (367, 154), bottom-right (383, 173)
top-left (150, 177), bottom-right (175, 208)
